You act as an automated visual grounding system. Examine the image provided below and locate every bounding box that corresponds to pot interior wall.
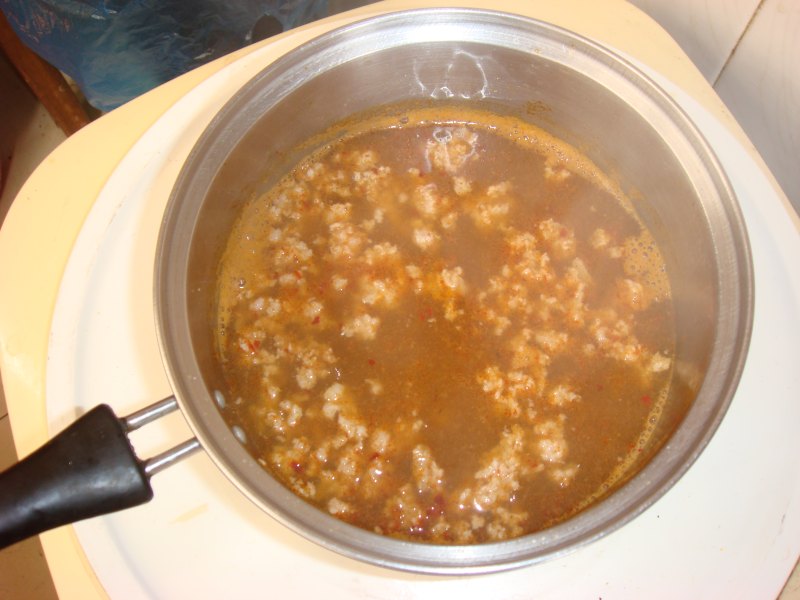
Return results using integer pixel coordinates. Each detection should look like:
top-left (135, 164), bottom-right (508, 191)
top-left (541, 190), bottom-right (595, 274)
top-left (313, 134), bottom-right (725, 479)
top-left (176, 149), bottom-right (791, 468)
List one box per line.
top-left (187, 39), bottom-right (716, 435)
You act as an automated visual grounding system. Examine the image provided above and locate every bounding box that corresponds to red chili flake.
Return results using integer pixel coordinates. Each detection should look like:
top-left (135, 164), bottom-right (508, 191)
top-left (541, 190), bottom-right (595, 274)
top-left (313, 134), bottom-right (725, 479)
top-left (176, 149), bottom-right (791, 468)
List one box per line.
top-left (367, 358), bottom-right (376, 366)
top-left (290, 461), bottom-right (303, 473)
top-left (311, 316), bottom-right (320, 325)
top-left (416, 306), bottom-right (434, 322)
top-left (294, 270), bottom-right (302, 279)
top-left (641, 395), bottom-right (652, 406)
top-left (369, 452), bottom-right (381, 461)
top-left (596, 384), bottom-right (604, 391)
top-left (426, 496), bottom-right (445, 518)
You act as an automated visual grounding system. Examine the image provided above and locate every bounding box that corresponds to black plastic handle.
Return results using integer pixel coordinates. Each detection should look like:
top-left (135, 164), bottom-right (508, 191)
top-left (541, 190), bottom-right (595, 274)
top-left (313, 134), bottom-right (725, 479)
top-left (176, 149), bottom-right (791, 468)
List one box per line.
top-left (0, 404), bottom-right (153, 549)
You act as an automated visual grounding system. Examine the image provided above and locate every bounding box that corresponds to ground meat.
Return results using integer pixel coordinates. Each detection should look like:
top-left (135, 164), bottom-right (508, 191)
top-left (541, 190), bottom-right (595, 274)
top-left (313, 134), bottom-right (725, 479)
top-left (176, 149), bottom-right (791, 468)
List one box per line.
top-left (216, 111), bottom-right (675, 544)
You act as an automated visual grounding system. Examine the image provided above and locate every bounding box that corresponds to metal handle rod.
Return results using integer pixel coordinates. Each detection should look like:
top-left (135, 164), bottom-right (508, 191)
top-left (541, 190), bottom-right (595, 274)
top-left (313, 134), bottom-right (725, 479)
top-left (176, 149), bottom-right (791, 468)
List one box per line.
top-left (144, 438), bottom-right (202, 477)
top-left (122, 396), bottom-right (180, 432)
top-left (122, 396), bottom-right (202, 476)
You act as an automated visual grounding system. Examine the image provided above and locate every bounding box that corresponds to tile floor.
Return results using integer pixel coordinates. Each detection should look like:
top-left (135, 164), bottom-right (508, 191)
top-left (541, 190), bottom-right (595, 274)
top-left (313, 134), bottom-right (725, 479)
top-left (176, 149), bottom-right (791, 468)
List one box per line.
top-left (1, 6), bottom-right (799, 599)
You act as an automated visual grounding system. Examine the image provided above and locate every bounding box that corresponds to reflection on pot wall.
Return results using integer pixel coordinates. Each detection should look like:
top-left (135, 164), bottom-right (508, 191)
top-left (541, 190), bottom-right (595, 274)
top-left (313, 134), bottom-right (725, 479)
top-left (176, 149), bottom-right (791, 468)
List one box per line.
top-left (413, 50), bottom-right (490, 99)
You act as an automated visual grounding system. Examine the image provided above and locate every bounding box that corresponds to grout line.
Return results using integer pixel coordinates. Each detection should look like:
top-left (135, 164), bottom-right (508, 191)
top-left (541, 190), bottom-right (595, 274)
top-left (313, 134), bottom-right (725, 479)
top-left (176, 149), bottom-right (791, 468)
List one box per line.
top-left (713, 0), bottom-right (765, 86)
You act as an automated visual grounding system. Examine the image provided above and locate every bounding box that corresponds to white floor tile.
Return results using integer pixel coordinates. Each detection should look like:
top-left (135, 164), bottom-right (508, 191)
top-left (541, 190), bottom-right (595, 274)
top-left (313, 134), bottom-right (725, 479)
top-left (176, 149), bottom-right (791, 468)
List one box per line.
top-left (629, 0), bottom-right (760, 81)
top-left (714, 0), bottom-right (800, 216)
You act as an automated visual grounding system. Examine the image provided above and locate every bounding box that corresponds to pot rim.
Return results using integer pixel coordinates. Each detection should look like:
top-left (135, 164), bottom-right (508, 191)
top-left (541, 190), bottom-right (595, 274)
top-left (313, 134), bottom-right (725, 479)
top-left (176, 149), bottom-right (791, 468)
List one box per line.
top-left (154, 7), bottom-right (753, 574)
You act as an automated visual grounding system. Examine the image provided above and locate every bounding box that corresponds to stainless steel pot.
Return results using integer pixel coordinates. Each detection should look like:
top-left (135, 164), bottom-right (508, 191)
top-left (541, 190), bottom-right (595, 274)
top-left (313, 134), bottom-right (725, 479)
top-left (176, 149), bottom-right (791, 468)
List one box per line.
top-left (0, 8), bottom-right (753, 575)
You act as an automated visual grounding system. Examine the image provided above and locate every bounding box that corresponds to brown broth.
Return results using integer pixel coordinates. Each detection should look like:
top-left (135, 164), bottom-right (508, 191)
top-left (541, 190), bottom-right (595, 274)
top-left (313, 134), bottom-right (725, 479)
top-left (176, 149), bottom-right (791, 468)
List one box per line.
top-left (214, 107), bottom-right (675, 543)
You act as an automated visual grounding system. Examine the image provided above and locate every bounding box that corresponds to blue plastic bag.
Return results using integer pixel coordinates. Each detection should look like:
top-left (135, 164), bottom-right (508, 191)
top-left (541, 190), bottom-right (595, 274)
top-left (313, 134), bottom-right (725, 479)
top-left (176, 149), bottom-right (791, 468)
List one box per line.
top-left (1, 0), bottom-right (327, 111)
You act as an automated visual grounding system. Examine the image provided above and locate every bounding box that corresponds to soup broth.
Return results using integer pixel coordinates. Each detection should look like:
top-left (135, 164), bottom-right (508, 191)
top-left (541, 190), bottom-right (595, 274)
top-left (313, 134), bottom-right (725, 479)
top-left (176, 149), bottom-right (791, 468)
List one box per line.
top-left (214, 106), bottom-right (677, 543)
